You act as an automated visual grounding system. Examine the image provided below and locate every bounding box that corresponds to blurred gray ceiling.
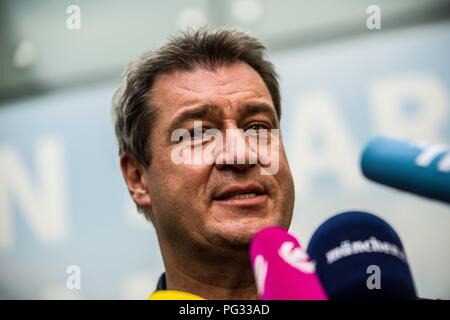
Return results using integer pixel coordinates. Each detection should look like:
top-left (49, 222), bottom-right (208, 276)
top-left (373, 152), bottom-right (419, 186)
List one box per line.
top-left (0, 0), bottom-right (449, 102)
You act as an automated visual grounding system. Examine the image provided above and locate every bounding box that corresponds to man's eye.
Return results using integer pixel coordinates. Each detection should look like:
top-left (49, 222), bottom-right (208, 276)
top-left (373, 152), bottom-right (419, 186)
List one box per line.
top-left (246, 123), bottom-right (270, 132)
top-left (188, 127), bottom-right (209, 139)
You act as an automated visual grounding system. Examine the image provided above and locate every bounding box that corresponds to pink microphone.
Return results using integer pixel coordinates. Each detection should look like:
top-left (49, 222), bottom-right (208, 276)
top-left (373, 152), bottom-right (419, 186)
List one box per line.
top-left (250, 226), bottom-right (328, 300)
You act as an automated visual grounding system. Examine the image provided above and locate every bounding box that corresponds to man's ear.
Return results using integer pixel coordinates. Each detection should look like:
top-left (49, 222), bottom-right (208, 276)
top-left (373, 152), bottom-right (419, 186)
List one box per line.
top-left (120, 154), bottom-right (152, 208)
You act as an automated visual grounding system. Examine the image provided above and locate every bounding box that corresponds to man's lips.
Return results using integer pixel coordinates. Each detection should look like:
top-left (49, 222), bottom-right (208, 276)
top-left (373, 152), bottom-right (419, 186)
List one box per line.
top-left (212, 183), bottom-right (268, 207)
top-left (213, 183), bottom-right (265, 200)
top-left (213, 193), bottom-right (268, 207)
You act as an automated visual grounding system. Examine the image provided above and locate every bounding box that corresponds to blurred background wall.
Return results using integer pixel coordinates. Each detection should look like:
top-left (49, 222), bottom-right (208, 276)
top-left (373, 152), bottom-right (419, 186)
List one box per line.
top-left (0, 0), bottom-right (449, 299)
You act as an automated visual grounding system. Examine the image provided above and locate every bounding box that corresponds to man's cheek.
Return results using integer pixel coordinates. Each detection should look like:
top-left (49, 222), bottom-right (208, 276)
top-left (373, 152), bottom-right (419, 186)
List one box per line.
top-left (168, 163), bottom-right (209, 186)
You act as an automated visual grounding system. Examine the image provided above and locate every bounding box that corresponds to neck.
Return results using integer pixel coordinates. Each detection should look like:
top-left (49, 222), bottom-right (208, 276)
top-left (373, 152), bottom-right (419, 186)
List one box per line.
top-left (161, 240), bottom-right (259, 300)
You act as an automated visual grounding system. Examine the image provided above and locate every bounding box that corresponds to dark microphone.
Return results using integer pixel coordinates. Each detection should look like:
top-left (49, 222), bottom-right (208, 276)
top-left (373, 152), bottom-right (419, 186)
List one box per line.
top-left (250, 226), bottom-right (327, 300)
top-left (360, 136), bottom-right (450, 203)
top-left (307, 211), bottom-right (417, 299)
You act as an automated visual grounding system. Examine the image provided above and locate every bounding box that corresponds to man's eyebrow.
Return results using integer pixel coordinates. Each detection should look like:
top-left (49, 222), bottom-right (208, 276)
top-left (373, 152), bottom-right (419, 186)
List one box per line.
top-left (239, 103), bottom-right (279, 125)
top-left (166, 104), bottom-right (223, 135)
top-left (166, 102), bottom-right (279, 137)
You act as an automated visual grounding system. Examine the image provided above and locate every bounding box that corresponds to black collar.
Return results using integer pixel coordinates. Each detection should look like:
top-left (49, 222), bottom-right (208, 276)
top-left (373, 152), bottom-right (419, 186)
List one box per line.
top-left (156, 272), bottom-right (167, 291)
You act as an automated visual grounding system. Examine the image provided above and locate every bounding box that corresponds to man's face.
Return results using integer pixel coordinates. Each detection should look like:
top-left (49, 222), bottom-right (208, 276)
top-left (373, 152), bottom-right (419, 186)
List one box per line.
top-left (142, 62), bottom-right (295, 249)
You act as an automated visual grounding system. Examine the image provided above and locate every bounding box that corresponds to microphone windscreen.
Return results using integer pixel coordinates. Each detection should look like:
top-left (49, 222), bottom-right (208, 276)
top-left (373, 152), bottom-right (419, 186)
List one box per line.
top-left (250, 226), bottom-right (327, 300)
top-left (361, 135), bottom-right (450, 203)
top-left (148, 290), bottom-right (205, 300)
top-left (307, 211), bottom-right (417, 299)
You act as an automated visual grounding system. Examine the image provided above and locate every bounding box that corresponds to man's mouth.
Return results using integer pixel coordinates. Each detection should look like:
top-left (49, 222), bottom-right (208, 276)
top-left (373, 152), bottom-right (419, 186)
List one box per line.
top-left (213, 184), bottom-right (268, 207)
top-left (226, 193), bottom-right (260, 200)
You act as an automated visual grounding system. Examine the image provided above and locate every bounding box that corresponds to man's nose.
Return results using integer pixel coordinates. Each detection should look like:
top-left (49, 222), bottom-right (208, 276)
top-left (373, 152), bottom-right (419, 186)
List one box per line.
top-left (214, 128), bottom-right (258, 171)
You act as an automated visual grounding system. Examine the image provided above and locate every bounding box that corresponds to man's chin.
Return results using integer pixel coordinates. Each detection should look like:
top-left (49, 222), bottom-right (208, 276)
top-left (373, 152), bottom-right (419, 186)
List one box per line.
top-left (206, 217), bottom-right (282, 249)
